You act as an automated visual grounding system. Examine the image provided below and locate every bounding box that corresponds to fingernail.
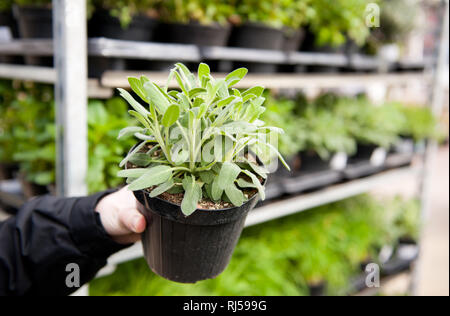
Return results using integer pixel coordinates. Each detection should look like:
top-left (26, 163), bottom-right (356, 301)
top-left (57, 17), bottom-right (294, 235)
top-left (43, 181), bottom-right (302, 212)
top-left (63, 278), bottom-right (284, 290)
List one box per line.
top-left (133, 216), bottom-right (142, 232)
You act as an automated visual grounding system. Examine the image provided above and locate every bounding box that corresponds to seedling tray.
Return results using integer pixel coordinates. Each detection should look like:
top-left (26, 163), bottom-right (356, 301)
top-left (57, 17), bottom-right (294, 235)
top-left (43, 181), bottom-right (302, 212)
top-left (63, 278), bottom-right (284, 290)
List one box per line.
top-left (384, 152), bottom-right (414, 170)
top-left (264, 175), bottom-right (285, 201)
top-left (382, 242), bottom-right (419, 277)
top-left (342, 159), bottom-right (385, 180)
top-left (283, 169), bottom-right (342, 194)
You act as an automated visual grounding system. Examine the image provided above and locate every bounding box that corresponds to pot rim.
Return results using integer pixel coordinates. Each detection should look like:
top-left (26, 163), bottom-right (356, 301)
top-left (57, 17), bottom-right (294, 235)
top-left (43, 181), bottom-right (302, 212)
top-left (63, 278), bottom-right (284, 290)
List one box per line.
top-left (161, 21), bottom-right (231, 31)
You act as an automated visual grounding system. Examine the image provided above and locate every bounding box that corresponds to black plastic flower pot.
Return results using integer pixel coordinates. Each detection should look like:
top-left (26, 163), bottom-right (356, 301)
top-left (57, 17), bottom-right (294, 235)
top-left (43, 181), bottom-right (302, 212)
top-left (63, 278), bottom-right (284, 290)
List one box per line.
top-left (229, 23), bottom-right (284, 50)
top-left (87, 11), bottom-right (158, 77)
top-left (0, 10), bottom-right (19, 38)
top-left (88, 10), bottom-right (158, 41)
top-left (297, 151), bottom-right (331, 172)
top-left (297, 28), bottom-right (346, 73)
top-left (283, 152), bottom-right (342, 194)
top-left (343, 144), bottom-right (386, 180)
top-left (299, 28), bottom-right (346, 54)
top-left (228, 23), bottom-right (284, 73)
top-left (282, 28), bottom-right (305, 52)
top-left (13, 6), bottom-right (53, 66)
top-left (157, 22), bottom-right (231, 46)
top-left (146, 22), bottom-right (231, 72)
top-left (385, 138), bottom-right (415, 169)
top-left (0, 163), bottom-right (18, 180)
top-left (133, 188), bottom-right (261, 283)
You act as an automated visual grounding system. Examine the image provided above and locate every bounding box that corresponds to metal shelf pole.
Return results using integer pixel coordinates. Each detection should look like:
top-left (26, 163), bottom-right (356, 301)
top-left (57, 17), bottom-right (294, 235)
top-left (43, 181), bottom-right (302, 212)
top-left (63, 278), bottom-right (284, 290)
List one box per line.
top-left (413, 0), bottom-right (449, 295)
top-left (53, 0), bottom-right (88, 197)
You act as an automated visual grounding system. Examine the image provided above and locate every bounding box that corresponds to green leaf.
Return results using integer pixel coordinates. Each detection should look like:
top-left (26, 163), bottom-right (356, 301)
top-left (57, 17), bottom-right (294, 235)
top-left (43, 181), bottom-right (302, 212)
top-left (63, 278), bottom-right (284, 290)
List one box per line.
top-left (225, 68), bottom-right (248, 87)
top-left (177, 92), bottom-right (191, 111)
top-left (225, 184), bottom-right (245, 207)
top-left (150, 179), bottom-right (174, 198)
top-left (119, 142), bottom-right (147, 168)
top-left (189, 88), bottom-right (207, 99)
top-left (218, 162), bottom-right (241, 190)
top-left (198, 63), bottom-right (210, 86)
top-left (218, 96), bottom-right (236, 108)
top-left (118, 88), bottom-right (150, 118)
top-left (199, 170), bottom-right (215, 184)
top-left (118, 126), bottom-right (144, 140)
top-left (242, 86), bottom-right (265, 98)
top-left (134, 133), bottom-right (155, 141)
top-left (241, 170), bottom-right (265, 200)
top-left (128, 153), bottom-right (154, 167)
top-left (211, 177), bottom-right (223, 201)
top-left (167, 185), bottom-right (184, 194)
top-left (242, 93), bottom-right (257, 103)
top-left (174, 71), bottom-right (189, 97)
top-left (175, 63), bottom-right (197, 90)
top-left (246, 161), bottom-right (269, 179)
top-left (128, 110), bottom-right (151, 129)
top-left (206, 80), bottom-right (223, 105)
top-left (117, 168), bottom-right (149, 178)
top-left (162, 104), bottom-right (180, 127)
top-left (128, 165), bottom-right (173, 191)
top-left (181, 175), bottom-right (202, 216)
top-left (143, 82), bottom-right (170, 114)
top-left (128, 77), bottom-right (148, 102)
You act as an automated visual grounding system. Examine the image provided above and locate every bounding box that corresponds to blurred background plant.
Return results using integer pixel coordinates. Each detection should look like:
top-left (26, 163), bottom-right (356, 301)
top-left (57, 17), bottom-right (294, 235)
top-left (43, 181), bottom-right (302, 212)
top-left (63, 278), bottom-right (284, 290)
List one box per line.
top-left (159, 0), bottom-right (234, 25)
top-left (0, 0), bottom-right (13, 12)
top-left (0, 80), bottom-right (136, 193)
top-left (334, 97), bottom-right (405, 149)
top-left (91, 0), bottom-right (160, 28)
top-left (6, 81), bottom-right (55, 187)
top-left (306, 0), bottom-right (373, 47)
top-left (12, 0), bottom-right (52, 8)
top-left (86, 98), bottom-right (136, 193)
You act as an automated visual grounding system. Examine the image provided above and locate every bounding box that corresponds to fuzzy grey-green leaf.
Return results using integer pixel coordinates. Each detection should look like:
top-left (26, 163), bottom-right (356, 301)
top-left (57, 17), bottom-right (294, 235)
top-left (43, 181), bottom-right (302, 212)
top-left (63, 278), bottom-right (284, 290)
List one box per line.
top-left (128, 77), bottom-right (148, 102)
top-left (225, 68), bottom-right (248, 87)
top-left (181, 176), bottom-right (202, 216)
top-left (117, 168), bottom-right (149, 178)
top-left (118, 126), bottom-right (144, 140)
top-left (118, 88), bottom-right (150, 118)
top-left (143, 82), bottom-right (170, 114)
top-left (162, 104), bottom-right (180, 127)
top-left (225, 184), bottom-right (245, 206)
top-left (218, 162), bottom-right (241, 190)
top-left (150, 179), bottom-right (174, 198)
top-left (128, 165), bottom-right (172, 191)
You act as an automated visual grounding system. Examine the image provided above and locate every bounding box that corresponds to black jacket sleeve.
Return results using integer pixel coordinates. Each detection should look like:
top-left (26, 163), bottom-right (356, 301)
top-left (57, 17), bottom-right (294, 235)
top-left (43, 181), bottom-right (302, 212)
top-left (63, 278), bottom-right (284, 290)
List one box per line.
top-left (0, 190), bottom-right (129, 296)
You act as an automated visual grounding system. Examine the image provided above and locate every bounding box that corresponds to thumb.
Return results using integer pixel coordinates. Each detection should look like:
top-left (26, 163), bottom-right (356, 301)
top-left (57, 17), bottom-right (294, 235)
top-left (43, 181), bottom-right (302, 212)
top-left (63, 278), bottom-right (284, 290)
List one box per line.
top-left (118, 209), bottom-right (146, 234)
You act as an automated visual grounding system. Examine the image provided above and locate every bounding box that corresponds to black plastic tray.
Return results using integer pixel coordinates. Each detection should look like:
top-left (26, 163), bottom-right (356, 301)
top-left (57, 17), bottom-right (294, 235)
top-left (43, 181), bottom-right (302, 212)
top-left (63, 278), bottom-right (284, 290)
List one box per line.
top-left (342, 160), bottom-right (384, 180)
top-left (264, 176), bottom-right (285, 201)
top-left (283, 169), bottom-right (342, 194)
top-left (384, 152), bottom-right (414, 170)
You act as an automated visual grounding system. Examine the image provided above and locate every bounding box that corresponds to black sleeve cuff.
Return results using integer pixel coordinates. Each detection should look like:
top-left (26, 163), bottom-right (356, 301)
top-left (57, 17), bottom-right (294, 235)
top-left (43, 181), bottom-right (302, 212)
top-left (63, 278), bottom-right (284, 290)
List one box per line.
top-left (69, 189), bottom-right (131, 258)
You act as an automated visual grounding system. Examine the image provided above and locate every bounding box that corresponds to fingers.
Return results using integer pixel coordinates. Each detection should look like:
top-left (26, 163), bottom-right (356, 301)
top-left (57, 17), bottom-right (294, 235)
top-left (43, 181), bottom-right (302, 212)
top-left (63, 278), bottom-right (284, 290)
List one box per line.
top-left (114, 233), bottom-right (142, 245)
top-left (118, 208), bottom-right (146, 234)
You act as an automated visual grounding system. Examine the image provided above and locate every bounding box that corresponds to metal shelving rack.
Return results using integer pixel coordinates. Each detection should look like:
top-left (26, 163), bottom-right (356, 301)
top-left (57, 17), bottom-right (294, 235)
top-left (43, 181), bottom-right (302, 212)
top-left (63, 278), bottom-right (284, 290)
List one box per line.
top-left (0, 0), bottom-right (448, 295)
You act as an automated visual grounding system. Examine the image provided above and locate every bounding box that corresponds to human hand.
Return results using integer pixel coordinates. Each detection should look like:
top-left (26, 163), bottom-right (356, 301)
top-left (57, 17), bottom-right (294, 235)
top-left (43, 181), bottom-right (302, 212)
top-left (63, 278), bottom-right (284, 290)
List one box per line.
top-left (95, 186), bottom-right (146, 244)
